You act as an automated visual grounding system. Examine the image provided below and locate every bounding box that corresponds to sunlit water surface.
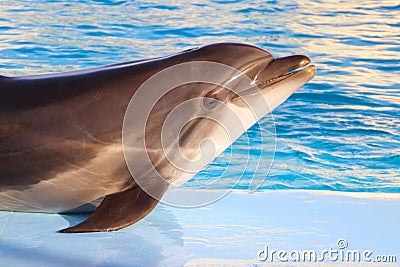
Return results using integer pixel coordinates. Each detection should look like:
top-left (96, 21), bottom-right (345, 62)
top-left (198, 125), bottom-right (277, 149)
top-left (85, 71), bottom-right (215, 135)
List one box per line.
top-left (0, 0), bottom-right (399, 192)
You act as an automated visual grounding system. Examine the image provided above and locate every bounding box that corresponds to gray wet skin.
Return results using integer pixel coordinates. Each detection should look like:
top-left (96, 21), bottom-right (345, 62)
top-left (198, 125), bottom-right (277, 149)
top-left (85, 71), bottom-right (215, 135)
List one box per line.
top-left (0, 43), bottom-right (316, 232)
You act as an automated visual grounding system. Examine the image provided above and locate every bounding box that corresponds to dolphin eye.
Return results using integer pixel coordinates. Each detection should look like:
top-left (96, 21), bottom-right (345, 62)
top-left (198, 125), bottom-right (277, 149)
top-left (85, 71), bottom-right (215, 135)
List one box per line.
top-left (202, 97), bottom-right (219, 110)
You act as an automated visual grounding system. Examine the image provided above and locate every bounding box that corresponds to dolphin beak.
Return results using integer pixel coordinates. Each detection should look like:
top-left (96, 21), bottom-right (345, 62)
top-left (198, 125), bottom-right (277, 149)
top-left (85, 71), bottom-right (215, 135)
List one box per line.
top-left (231, 55), bottom-right (316, 111)
top-left (255, 55), bottom-right (311, 86)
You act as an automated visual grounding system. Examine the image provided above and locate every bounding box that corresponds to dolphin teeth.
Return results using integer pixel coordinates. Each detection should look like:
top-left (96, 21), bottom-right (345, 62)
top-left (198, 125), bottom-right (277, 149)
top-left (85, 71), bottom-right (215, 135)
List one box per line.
top-left (259, 72), bottom-right (293, 86)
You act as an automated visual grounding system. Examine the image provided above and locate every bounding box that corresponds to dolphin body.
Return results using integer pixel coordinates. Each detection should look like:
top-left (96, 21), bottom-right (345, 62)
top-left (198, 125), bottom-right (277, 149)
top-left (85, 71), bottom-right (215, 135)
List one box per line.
top-left (0, 43), bottom-right (315, 233)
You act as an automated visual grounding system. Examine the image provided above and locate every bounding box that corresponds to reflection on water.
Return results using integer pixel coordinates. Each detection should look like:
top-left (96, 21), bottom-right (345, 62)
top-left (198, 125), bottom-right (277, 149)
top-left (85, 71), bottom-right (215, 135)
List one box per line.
top-left (0, 205), bottom-right (189, 266)
top-left (0, 0), bottom-right (399, 192)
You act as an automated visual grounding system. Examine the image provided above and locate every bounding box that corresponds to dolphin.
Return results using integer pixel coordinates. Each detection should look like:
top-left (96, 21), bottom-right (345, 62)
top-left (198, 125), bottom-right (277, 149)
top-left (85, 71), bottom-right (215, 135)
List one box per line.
top-left (0, 43), bottom-right (316, 233)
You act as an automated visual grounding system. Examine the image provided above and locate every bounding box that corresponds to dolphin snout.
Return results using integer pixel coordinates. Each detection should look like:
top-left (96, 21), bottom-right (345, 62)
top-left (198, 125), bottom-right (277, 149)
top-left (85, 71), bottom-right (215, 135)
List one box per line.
top-left (255, 55), bottom-right (311, 85)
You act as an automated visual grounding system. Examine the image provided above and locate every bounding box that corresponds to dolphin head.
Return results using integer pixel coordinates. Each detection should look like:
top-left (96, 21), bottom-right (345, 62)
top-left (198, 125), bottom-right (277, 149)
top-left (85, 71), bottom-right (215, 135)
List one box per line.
top-left (124, 43), bottom-right (316, 188)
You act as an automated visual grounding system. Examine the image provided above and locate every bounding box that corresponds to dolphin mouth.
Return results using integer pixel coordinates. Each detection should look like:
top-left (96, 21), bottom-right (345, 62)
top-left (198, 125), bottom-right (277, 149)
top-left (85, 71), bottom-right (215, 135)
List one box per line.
top-left (230, 54), bottom-right (316, 109)
top-left (255, 55), bottom-right (315, 88)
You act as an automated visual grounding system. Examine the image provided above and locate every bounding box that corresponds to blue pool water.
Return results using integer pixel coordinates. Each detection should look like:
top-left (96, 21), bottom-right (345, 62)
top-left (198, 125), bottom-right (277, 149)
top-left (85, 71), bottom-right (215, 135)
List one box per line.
top-left (0, 0), bottom-right (399, 193)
